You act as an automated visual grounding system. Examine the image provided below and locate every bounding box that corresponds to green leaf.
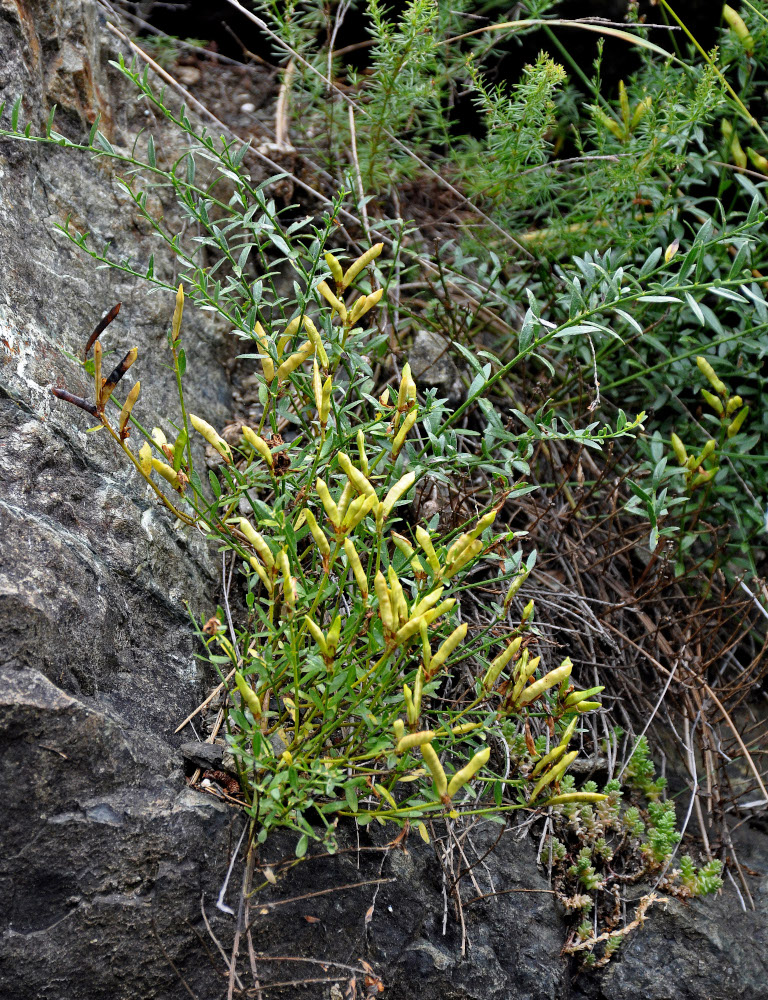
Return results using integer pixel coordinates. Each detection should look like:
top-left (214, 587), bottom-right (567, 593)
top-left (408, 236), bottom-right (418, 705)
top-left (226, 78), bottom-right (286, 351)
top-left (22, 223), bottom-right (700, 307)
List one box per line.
top-left (295, 833), bottom-right (309, 858)
top-left (88, 113), bottom-right (101, 147)
top-left (94, 130), bottom-right (115, 154)
top-left (209, 470), bottom-right (221, 498)
top-left (639, 247), bottom-right (662, 277)
top-left (44, 104), bottom-right (57, 138)
top-left (177, 347), bottom-right (186, 377)
top-left (345, 784), bottom-right (359, 813)
top-left (188, 468), bottom-right (204, 497)
top-left (147, 133), bottom-right (156, 168)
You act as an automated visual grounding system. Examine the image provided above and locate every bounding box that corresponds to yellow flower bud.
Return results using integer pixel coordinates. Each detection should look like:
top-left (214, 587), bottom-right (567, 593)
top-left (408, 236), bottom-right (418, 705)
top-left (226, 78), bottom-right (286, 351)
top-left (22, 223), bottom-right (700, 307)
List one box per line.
top-left (338, 452), bottom-right (375, 496)
top-left (468, 509), bottom-right (497, 540)
top-left (727, 405), bottom-right (749, 438)
top-left (446, 746), bottom-right (491, 800)
top-left (630, 95), bottom-right (652, 131)
top-left (282, 572), bottom-right (296, 612)
top-left (342, 242), bottom-right (383, 288)
top-left (171, 282), bottom-right (184, 342)
top-left (618, 79), bottom-right (630, 127)
top-left (387, 564), bottom-right (408, 628)
top-left (242, 425), bottom-right (274, 469)
top-left (518, 662), bottom-right (573, 706)
top-left (235, 671), bottom-right (262, 719)
top-left (403, 682), bottom-right (416, 724)
top-left (316, 280), bottom-right (347, 320)
top-left (541, 792), bottom-right (608, 806)
top-left (528, 751), bottom-right (578, 803)
top-left (355, 428), bottom-right (369, 477)
top-left (701, 389), bottom-right (724, 415)
top-left (342, 492), bottom-right (378, 530)
top-left (594, 106), bottom-right (623, 140)
top-left (381, 472), bottom-right (416, 521)
top-left (420, 742), bottom-right (447, 798)
top-left (747, 147), bottom-right (768, 174)
top-left (302, 315), bottom-right (329, 369)
top-left (249, 556), bottom-right (272, 593)
top-left (697, 439), bottom-right (717, 465)
top-left (392, 409), bottom-right (418, 457)
top-left (302, 508), bottom-right (330, 557)
top-left (396, 731), bottom-right (436, 753)
top-left (316, 478), bottom-right (340, 526)
top-left (445, 538), bottom-right (483, 578)
top-left (276, 340), bottom-right (313, 382)
top-left (238, 518), bottom-right (275, 568)
top-left (347, 288), bottom-right (384, 325)
top-left (410, 588), bottom-right (445, 620)
top-left (118, 381), bottom-right (141, 436)
top-left (327, 615), bottom-right (341, 653)
top-left (451, 722), bottom-right (482, 736)
top-left (531, 744), bottom-right (570, 781)
top-left (419, 598), bottom-right (456, 626)
top-left (696, 356), bottom-right (727, 396)
top-left (563, 686), bottom-right (604, 709)
top-left (446, 533), bottom-right (471, 567)
top-left (483, 636), bottom-right (522, 690)
top-left (325, 251), bottom-right (344, 287)
top-left (253, 322), bottom-right (275, 382)
top-left (731, 132), bottom-right (747, 169)
top-left (374, 571), bottom-right (394, 632)
top-left (305, 617), bottom-right (329, 655)
top-left (414, 526), bottom-right (441, 575)
top-left (521, 599), bottom-right (535, 623)
top-left (344, 538), bottom-right (368, 598)
top-left (428, 623), bottom-right (467, 673)
top-left (189, 414), bottom-right (232, 464)
top-left (664, 238), bottom-right (680, 263)
top-left (139, 441), bottom-right (152, 477)
top-left (151, 458), bottom-right (181, 488)
top-left (396, 363), bottom-right (415, 412)
top-left (503, 568), bottom-right (529, 608)
top-left (670, 433), bottom-right (688, 465)
top-left (723, 4), bottom-right (754, 54)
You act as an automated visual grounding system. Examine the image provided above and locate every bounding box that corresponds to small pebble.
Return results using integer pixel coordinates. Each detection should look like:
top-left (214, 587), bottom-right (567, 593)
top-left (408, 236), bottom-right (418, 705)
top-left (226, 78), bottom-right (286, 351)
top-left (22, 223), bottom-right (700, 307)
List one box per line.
top-left (241, 102), bottom-right (256, 113)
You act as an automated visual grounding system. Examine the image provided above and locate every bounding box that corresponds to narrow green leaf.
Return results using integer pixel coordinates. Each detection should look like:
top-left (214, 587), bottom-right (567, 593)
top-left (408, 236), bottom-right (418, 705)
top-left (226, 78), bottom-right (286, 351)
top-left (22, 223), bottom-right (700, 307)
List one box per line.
top-left (45, 104), bottom-right (57, 137)
top-left (88, 113), bottom-right (101, 147)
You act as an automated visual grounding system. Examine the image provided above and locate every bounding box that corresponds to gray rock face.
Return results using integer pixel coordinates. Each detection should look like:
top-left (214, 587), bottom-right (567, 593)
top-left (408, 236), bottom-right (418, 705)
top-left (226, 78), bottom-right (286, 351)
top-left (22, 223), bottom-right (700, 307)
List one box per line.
top-left (409, 329), bottom-right (465, 405)
top-left (2, 3), bottom-right (768, 1000)
top-left (0, 2), bottom-right (236, 996)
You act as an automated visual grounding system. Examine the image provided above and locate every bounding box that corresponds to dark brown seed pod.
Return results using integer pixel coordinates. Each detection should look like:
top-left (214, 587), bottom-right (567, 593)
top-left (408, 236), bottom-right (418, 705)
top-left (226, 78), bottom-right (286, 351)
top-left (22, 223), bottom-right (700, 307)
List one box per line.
top-left (51, 387), bottom-right (99, 417)
top-left (84, 302), bottom-right (121, 359)
top-left (100, 347), bottom-right (138, 402)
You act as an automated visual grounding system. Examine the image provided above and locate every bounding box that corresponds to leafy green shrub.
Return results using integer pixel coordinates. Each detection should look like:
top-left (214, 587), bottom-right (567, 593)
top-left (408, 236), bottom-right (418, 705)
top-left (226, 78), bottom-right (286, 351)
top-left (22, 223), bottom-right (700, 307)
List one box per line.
top-left (1, 2), bottom-right (752, 970)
